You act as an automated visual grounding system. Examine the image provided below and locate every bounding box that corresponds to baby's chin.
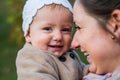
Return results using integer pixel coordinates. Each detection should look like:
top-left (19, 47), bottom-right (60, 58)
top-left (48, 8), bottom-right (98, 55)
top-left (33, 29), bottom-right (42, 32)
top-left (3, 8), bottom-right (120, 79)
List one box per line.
top-left (52, 52), bottom-right (63, 57)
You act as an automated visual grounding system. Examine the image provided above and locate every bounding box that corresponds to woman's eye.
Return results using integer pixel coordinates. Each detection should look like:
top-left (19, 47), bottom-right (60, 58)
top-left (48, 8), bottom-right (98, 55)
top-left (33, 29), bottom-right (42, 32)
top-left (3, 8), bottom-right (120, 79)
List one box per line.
top-left (75, 26), bottom-right (81, 30)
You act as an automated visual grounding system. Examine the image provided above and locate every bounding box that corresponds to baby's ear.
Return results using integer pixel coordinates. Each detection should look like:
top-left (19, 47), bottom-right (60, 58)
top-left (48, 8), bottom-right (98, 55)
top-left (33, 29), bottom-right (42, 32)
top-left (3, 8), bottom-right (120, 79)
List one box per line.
top-left (25, 32), bottom-right (31, 43)
top-left (109, 9), bottom-right (120, 38)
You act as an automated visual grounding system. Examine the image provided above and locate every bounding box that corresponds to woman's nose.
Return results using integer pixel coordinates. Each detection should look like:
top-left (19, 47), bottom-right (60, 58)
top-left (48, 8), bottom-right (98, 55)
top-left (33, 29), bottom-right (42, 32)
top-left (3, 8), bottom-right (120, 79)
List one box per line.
top-left (71, 32), bottom-right (80, 49)
top-left (71, 38), bottom-right (80, 49)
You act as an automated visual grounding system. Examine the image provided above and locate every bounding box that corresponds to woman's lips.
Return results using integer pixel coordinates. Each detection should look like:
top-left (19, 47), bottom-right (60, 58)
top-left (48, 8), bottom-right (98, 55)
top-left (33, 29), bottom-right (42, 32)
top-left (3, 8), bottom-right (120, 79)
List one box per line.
top-left (87, 55), bottom-right (91, 63)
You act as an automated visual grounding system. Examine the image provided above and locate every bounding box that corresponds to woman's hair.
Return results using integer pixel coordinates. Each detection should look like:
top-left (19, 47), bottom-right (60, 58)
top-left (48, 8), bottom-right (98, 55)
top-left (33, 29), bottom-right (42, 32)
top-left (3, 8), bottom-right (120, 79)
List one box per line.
top-left (78, 0), bottom-right (120, 23)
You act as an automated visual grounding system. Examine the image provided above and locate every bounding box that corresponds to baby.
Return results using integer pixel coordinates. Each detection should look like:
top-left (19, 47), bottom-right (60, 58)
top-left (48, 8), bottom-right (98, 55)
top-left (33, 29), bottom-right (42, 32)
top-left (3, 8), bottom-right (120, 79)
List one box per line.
top-left (16, 0), bottom-right (85, 80)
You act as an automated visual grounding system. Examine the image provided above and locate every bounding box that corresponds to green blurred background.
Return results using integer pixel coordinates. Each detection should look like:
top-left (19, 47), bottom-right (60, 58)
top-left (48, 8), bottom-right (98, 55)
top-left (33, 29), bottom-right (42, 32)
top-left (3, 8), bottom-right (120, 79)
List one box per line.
top-left (0, 0), bottom-right (87, 80)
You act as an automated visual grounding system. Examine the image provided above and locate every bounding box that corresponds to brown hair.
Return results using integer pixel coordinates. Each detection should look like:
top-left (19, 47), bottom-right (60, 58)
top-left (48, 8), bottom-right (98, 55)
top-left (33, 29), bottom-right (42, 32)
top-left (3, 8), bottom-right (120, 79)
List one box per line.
top-left (77, 0), bottom-right (120, 24)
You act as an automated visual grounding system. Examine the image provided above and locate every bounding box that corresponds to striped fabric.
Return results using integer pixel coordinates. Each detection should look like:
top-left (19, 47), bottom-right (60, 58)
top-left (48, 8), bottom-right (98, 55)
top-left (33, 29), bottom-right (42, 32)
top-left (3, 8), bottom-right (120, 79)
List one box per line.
top-left (82, 68), bottom-right (120, 80)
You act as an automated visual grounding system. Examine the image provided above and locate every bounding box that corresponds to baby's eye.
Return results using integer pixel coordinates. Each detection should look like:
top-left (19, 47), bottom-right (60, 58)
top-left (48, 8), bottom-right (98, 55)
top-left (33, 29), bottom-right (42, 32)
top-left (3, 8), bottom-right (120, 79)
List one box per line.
top-left (62, 28), bottom-right (71, 33)
top-left (42, 27), bottom-right (52, 31)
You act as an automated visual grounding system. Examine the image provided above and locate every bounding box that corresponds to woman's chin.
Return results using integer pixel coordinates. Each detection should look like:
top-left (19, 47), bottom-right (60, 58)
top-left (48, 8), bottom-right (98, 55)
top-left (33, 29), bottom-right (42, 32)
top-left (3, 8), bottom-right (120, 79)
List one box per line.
top-left (89, 64), bottom-right (97, 73)
top-left (89, 66), bottom-right (105, 75)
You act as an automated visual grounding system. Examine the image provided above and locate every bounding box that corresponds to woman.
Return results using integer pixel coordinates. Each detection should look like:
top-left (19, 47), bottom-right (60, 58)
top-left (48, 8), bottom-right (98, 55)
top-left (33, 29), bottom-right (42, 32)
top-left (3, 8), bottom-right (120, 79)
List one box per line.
top-left (72, 0), bottom-right (120, 79)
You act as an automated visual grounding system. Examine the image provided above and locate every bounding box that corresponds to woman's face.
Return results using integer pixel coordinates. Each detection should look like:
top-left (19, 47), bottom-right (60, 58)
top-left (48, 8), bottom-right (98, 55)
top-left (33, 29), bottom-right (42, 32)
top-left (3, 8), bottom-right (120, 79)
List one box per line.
top-left (72, 1), bottom-right (120, 74)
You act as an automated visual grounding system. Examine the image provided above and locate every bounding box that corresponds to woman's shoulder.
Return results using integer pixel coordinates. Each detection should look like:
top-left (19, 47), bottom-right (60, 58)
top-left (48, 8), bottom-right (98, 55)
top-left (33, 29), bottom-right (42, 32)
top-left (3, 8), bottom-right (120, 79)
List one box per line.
top-left (111, 68), bottom-right (120, 79)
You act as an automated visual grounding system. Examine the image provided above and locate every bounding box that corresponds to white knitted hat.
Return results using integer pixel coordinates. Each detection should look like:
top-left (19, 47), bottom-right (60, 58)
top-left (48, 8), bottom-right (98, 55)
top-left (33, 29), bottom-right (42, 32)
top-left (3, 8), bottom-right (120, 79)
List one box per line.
top-left (22, 0), bottom-right (73, 36)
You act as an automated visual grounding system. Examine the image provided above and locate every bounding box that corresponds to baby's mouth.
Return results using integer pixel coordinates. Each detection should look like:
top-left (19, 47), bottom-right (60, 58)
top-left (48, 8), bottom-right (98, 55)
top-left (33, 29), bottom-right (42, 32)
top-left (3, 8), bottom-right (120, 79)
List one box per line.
top-left (48, 45), bottom-right (63, 51)
top-left (49, 45), bottom-right (63, 48)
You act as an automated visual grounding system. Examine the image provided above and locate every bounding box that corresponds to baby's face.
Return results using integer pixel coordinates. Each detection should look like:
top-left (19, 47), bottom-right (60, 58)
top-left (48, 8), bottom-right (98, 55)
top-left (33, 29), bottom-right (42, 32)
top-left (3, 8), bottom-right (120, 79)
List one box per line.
top-left (25, 6), bottom-right (73, 57)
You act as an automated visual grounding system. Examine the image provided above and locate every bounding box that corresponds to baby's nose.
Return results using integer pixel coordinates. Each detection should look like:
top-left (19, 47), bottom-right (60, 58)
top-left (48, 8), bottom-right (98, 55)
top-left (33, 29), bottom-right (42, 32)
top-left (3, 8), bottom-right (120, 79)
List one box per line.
top-left (53, 31), bottom-right (62, 41)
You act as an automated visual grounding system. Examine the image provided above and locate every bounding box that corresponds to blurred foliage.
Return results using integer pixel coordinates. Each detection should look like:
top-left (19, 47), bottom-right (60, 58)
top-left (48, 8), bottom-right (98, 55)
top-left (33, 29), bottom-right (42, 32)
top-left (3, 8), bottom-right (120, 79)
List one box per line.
top-left (6, 0), bottom-right (25, 46)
